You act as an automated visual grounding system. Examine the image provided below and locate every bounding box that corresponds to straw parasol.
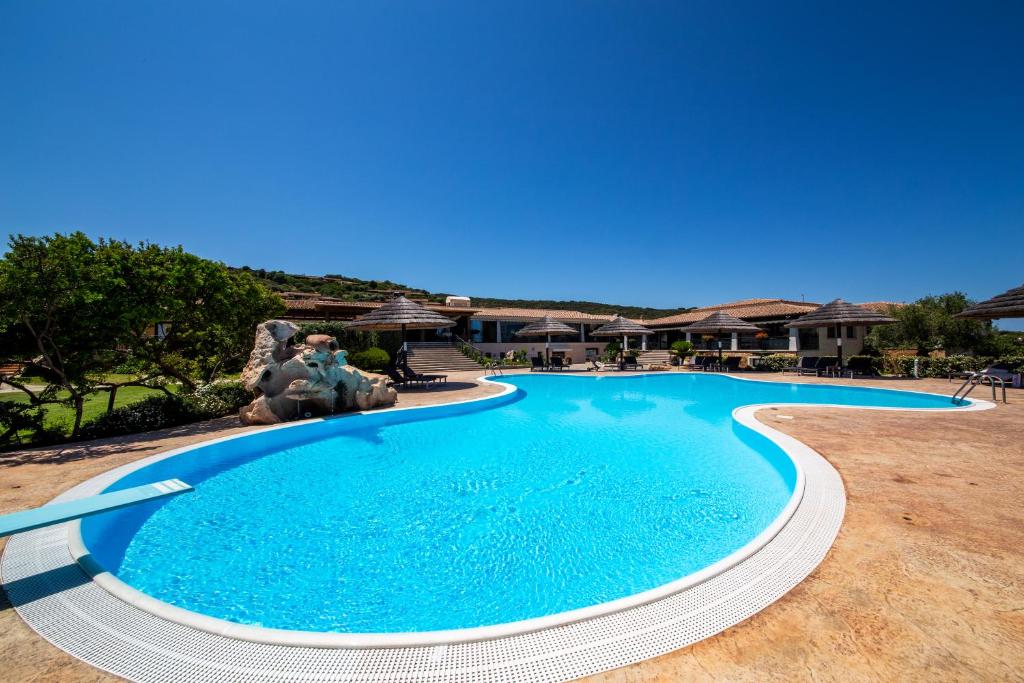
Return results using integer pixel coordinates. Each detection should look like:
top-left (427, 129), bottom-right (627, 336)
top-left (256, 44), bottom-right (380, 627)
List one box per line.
top-left (514, 316), bottom-right (579, 363)
top-left (790, 299), bottom-right (896, 368)
top-left (955, 284), bottom-right (1024, 320)
top-left (680, 311), bottom-right (761, 363)
top-left (590, 315), bottom-right (654, 364)
top-left (343, 294), bottom-right (456, 350)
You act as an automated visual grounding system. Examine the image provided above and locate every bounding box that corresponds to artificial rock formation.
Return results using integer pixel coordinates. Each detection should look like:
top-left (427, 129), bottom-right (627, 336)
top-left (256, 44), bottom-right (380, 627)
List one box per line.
top-left (239, 320), bottom-right (397, 425)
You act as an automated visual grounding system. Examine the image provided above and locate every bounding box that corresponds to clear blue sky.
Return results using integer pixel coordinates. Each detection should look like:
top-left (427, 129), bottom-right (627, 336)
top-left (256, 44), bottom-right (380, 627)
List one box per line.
top-left (1, 1), bottom-right (1021, 315)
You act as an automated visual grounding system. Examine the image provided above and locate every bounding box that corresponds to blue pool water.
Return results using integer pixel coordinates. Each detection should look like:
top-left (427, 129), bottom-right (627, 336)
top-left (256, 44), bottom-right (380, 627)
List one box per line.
top-left (82, 374), bottom-right (965, 634)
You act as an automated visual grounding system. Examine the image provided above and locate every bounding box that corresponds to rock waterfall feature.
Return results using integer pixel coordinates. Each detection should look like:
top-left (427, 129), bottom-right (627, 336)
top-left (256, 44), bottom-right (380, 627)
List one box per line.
top-left (239, 320), bottom-right (397, 425)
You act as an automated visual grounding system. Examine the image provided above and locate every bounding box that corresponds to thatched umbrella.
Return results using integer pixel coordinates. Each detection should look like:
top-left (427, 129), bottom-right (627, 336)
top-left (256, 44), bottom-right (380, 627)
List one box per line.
top-left (955, 284), bottom-right (1024, 320)
top-left (791, 299), bottom-right (896, 369)
top-left (680, 311), bottom-right (761, 364)
top-left (344, 294), bottom-right (456, 351)
top-left (514, 316), bottom-right (579, 364)
top-left (590, 315), bottom-right (654, 364)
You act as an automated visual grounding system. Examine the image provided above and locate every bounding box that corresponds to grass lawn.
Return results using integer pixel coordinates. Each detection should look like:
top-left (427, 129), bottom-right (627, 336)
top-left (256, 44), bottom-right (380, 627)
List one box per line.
top-left (0, 384), bottom-right (176, 433)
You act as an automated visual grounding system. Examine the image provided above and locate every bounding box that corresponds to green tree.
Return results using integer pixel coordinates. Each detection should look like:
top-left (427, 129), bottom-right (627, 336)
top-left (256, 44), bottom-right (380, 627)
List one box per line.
top-left (0, 232), bottom-right (285, 442)
top-left (121, 246), bottom-right (285, 391)
top-left (867, 293), bottom-right (997, 355)
top-left (0, 233), bottom-right (125, 436)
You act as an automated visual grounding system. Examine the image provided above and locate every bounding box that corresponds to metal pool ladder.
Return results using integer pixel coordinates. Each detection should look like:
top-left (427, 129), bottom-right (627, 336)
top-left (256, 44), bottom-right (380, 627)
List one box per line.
top-left (952, 372), bottom-right (1007, 404)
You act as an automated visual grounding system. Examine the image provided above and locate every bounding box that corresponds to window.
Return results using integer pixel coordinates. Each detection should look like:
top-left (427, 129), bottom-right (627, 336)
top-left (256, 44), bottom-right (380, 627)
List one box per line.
top-left (799, 329), bottom-right (820, 350)
top-left (826, 326), bottom-right (836, 339)
top-left (500, 322), bottom-right (526, 343)
top-left (846, 326), bottom-right (856, 339)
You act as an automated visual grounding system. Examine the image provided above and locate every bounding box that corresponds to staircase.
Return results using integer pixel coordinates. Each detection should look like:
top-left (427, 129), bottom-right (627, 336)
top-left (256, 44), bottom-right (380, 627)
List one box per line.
top-left (404, 342), bottom-right (485, 372)
top-left (637, 350), bottom-right (673, 366)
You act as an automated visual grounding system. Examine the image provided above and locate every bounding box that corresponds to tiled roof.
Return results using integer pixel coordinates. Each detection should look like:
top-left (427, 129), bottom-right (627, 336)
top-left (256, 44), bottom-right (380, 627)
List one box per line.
top-left (470, 307), bottom-right (615, 323)
top-left (282, 295), bottom-right (905, 327)
top-left (647, 299), bottom-right (821, 327)
top-left (282, 298), bottom-right (480, 315)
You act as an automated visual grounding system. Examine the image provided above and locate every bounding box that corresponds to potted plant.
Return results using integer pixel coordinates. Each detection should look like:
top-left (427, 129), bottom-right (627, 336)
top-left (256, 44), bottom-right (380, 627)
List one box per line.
top-left (670, 340), bottom-right (695, 366)
top-left (755, 330), bottom-right (769, 349)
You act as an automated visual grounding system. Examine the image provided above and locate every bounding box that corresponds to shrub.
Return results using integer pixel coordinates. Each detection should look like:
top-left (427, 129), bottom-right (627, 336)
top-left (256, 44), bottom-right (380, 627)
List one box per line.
top-left (110, 353), bottom-right (148, 375)
top-left (877, 354), bottom-right (1023, 378)
top-left (78, 382), bottom-right (254, 441)
top-left (188, 381), bottom-right (254, 416)
top-left (349, 347), bottom-right (390, 372)
top-left (670, 341), bottom-right (694, 357)
top-left (757, 354), bottom-right (797, 372)
top-left (0, 402), bottom-right (61, 450)
top-left (458, 342), bottom-right (487, 365)
top-left (601, 340), bottom-right (622, 363)
top-left (78, 395), bottom-right (201, 440)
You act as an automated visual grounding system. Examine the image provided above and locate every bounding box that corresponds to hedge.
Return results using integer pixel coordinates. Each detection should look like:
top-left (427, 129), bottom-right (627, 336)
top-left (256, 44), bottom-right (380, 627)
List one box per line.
top-left (756, 354), bottom-right (798, 372)
top-left (77, 382), bottom-right (254, 441)
top-left (883, 354), bottom-right (1024, 378)
top-left (349, 347), bottom-right (390, 372)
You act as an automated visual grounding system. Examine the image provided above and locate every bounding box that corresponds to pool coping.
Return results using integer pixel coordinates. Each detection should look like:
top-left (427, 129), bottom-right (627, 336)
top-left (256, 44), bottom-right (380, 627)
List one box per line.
top-left (61, 373), bottom-right (810, 648)
top-left (1, 374), bottom-right (995, 682)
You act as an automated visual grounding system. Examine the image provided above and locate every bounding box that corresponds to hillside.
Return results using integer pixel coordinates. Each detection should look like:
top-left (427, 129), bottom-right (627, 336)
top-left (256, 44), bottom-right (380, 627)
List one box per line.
top-left (235, 267), bottom-right (691, 320)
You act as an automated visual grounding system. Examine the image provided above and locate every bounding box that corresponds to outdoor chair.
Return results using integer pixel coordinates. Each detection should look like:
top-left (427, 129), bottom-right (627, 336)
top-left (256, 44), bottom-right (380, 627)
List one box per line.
top-left (700, 356), bottom-right (721, 371)
top-left (844, 357), bottom-right (877, 377)
top-left (949, 362), bottom-right (1015, 383)
top-left (720, 356), bottom-right (741, 372)
top-left (384, 365), bottom-right (412, 389)
top-left (399, 361), bottom-right (447, 386)
top-left (809, 357), bottom-right (838, 376)
top-left (622, 356), bottom-right (644, 371)
top-left (550, 357), bottom-right (566, 371)
top-left (782, 356), bottom-right (817, 375)
top-left (686, 356), bottom-right (711, 371)
top-left (531, 357), bottom-right (547, 371)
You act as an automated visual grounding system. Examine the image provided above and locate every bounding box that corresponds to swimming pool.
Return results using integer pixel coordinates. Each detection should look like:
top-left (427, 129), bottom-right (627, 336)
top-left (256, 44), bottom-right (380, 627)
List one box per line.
top-left (74, 373), bottom-right (971, 643)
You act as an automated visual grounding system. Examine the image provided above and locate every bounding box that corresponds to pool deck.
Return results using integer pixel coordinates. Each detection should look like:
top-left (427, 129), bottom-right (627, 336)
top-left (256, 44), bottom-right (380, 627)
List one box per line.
top-left (1, 370), bottom-right (1021, 682)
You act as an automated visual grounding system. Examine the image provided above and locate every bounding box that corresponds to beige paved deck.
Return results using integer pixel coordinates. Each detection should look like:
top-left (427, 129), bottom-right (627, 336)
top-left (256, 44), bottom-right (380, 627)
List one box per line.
top-left (1, 370), bottom-right (1021, 682)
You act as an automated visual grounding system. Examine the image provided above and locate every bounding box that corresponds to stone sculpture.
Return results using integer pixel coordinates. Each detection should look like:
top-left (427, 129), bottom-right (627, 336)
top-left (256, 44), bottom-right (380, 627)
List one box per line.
top-left (239, 320), bottom-right (397, 425)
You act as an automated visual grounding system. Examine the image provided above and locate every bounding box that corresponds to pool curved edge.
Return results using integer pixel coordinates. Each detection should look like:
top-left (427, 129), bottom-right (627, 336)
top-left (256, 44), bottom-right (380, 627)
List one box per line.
top-left (0, 373), bottom-right (994, 683)
top-left (60, 372), bottom-right (809, 648)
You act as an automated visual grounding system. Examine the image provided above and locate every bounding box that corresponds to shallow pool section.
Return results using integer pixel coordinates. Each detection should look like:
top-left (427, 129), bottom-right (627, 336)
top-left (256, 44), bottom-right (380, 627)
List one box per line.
top-left (80, 374), bottom-right (965, 635)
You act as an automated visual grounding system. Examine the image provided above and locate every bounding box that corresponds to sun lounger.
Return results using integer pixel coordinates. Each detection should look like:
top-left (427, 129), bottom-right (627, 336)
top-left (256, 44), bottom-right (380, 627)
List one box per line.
top-left (399, 362), bottom-right (447, 386)
top-left (385, 365), bottom-right (411, 388)
top-left (686, 356), bottom-right (713, 371)
top-left (531, 357), bottom-right (548, 371)
top-left (811, 357), bottom-right (839, 376)
top-left (843, 357), bottom-right (877, 377)
top-left (621, 356), bottom-right (644, 371)
top-left (783, 356), bottom-right (818, 375)
top-left (718, 356), bottom-right (741, 372)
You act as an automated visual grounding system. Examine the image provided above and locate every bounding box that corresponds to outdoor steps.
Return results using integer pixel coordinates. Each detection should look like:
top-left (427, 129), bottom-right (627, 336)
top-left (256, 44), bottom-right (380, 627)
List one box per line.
top-left (405, 344), bottom-right (484, 372)
top-left (637, 350), bottom-right (673, 366)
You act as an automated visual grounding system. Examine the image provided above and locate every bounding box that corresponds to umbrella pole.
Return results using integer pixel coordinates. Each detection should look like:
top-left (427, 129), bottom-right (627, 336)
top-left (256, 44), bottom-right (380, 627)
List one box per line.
top-left (836, 323), bottom-right (844, 369)
top-left (545, 334), bottom-right (550, 364)
top-left (717, 339), bottom-right (723, 364)
top-left (401, 324), bottom-right (407, 354)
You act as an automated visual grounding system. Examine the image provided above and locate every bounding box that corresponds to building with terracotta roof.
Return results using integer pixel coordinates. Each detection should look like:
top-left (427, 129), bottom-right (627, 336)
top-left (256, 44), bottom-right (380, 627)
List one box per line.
top-left (646, 298), bottom-right (902, 357)
top-left (280, 294), bottom-right (902, 362)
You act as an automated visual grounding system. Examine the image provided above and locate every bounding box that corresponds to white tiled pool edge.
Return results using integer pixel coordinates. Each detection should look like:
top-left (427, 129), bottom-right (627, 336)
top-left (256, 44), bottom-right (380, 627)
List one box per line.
top-left (0, 376), bottom-right (993, 682)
